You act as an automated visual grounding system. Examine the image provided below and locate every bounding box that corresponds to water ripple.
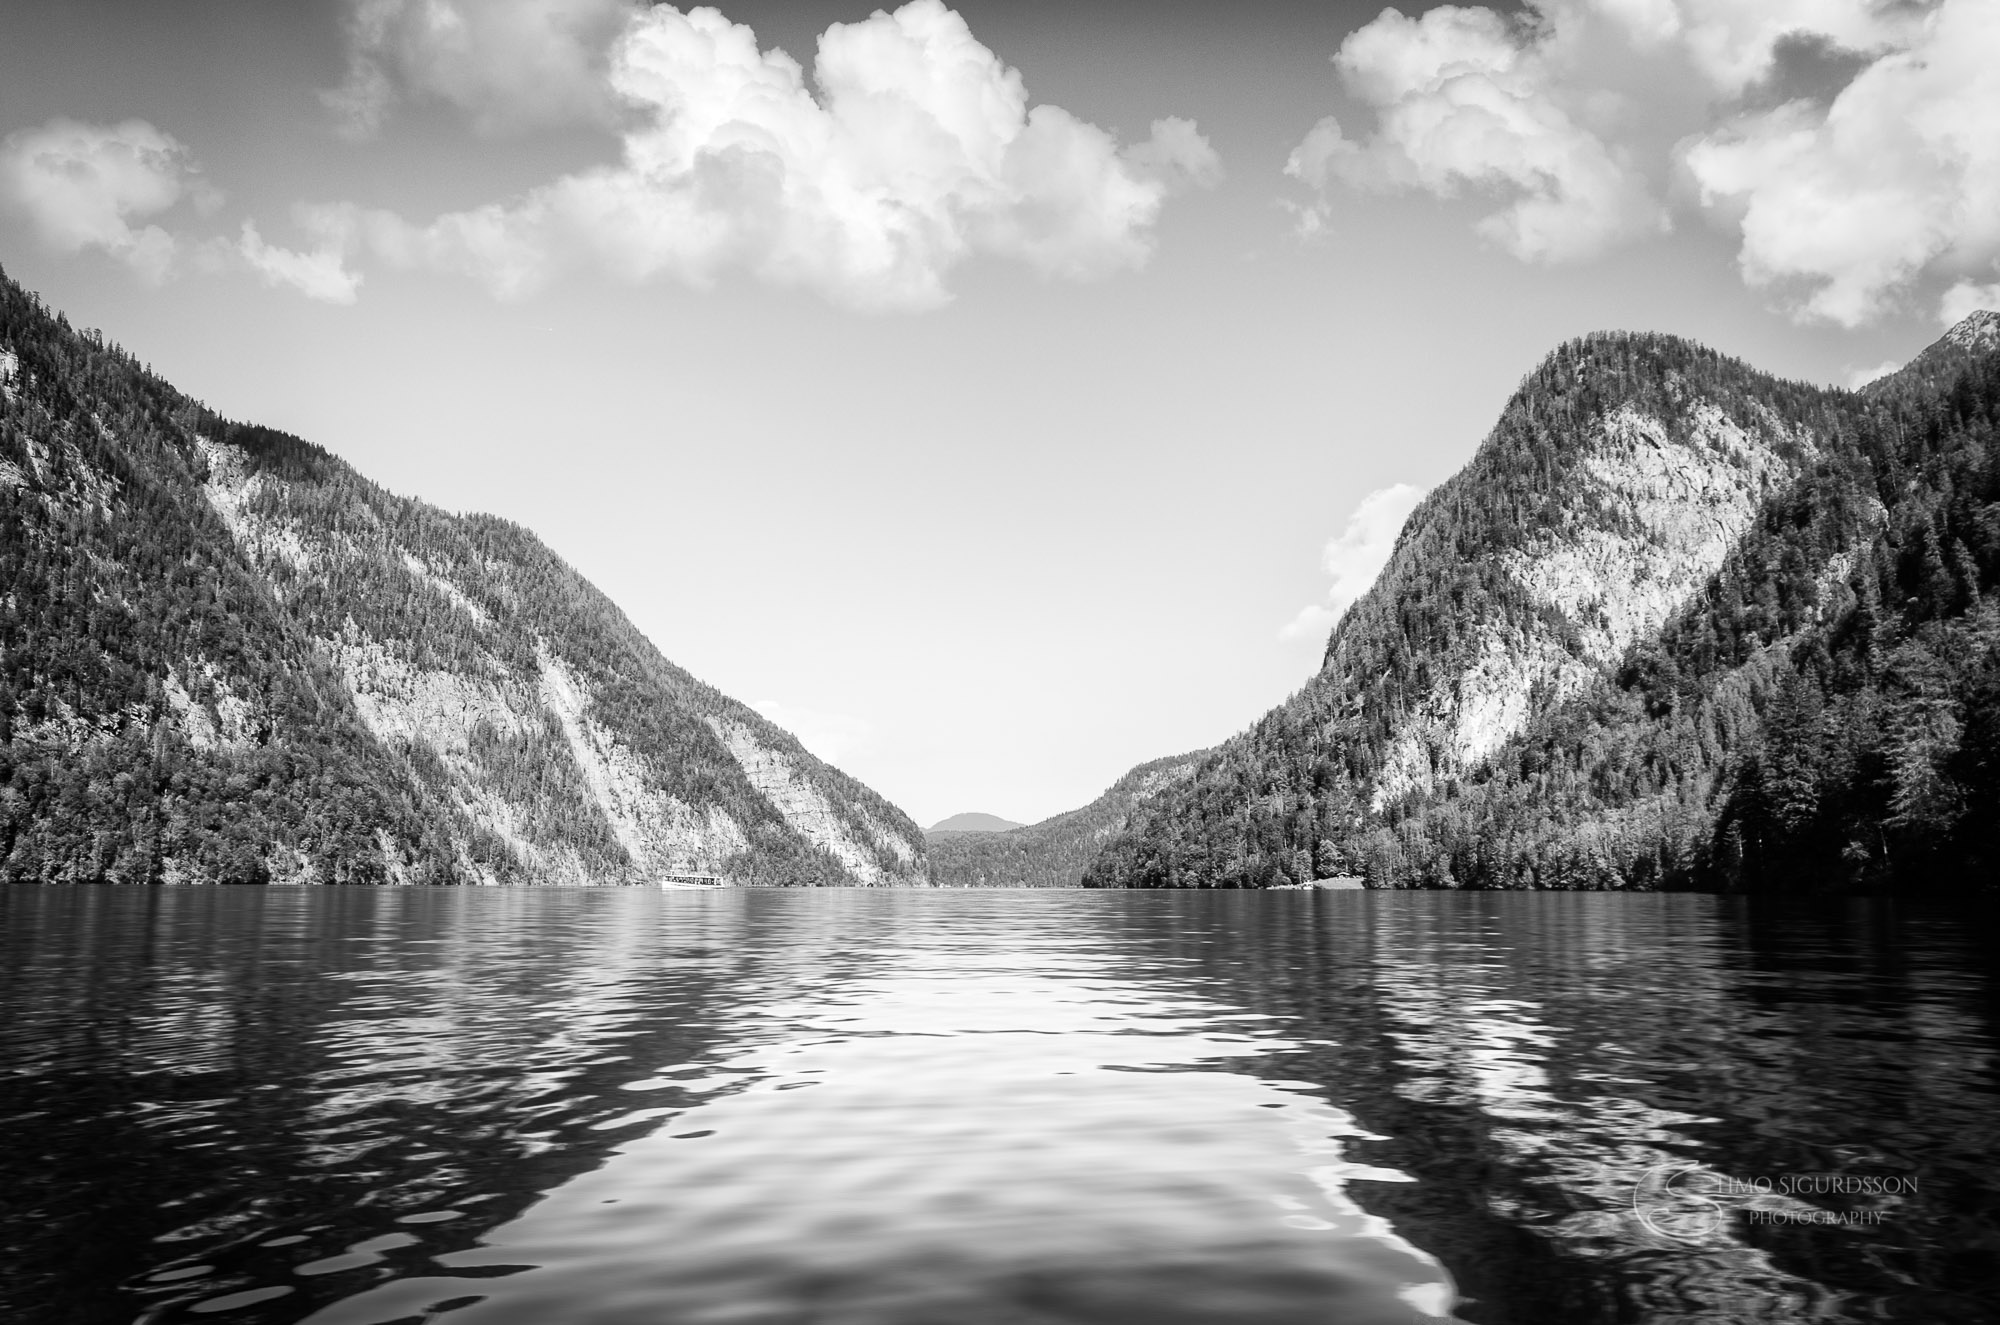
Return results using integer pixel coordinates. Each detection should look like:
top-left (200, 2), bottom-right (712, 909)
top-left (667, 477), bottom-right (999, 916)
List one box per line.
top-left (2, 888), bottom-right (1995, 1323)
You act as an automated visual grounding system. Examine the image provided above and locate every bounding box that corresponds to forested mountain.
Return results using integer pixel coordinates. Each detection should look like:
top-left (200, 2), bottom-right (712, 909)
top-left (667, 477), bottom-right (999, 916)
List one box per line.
top-left (1087, 313), bottom-right (2000, 892)
top-left (930, 752), bottom-right (1204, 887)
top-left (0, 267), bottom-right (928, 886)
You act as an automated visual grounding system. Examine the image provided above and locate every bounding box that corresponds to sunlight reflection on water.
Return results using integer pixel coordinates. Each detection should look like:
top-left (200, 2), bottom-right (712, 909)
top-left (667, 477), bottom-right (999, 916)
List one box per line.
top-left (2, 887), bottom-right (1994, 1324)
top-left (298, 908), bottom-right (1454, 1324)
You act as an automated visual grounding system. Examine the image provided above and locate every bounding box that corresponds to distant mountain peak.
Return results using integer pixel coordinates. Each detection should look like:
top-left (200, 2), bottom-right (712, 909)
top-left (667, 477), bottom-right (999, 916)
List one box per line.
top-left (1943, 309), bottom-right (2000, 351)
top-left (927, 812), bottom-right (1023, 835)
top-left (929, 752), bottom-right (1208, 886)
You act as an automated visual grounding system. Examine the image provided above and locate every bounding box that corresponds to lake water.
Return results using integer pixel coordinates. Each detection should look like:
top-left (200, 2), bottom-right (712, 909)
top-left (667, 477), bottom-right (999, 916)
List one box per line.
top-left (2, 889), bottom-right (1995, 1325)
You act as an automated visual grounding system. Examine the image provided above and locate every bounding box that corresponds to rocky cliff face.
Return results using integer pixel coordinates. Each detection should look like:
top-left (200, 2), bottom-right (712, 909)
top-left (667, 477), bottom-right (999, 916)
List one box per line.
top-left (0, 269), bottom-right (927, 887)
top-left (1088, 318), bottom-right (2000, 891)
top-left (1365, 389), bottom-right (1817, 808)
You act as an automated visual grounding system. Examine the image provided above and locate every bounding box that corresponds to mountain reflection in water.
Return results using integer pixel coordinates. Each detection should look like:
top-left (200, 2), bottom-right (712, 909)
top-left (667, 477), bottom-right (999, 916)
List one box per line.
top-left (0, 889), bottom-right (1994, 1324)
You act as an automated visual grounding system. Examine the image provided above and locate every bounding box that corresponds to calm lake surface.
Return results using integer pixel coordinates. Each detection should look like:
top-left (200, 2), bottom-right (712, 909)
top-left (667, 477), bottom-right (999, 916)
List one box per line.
top-left (2, 889), bottom-right (1995, 1325)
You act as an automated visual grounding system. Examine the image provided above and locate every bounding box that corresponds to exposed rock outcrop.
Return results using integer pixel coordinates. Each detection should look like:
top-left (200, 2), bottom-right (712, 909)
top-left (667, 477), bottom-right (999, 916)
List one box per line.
top-left (1088, 316), bottom-right (2000, 891)
top-left (0, 268), bottom-right (926, 886)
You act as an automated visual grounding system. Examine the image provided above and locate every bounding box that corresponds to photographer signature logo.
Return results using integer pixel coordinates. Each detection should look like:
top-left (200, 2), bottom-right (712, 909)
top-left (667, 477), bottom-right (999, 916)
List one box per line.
top-left (1631, 1164), bottom-right (1727, 1243)
top-left (1631, 1164), bottom-right (1916, 1243)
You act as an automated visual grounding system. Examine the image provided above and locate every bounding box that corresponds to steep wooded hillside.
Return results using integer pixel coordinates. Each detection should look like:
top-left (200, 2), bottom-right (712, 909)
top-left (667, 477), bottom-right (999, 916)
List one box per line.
top-left (930, 752), bottom-right (1204, 887)
top-left (0, 268), bottom-right (928, 886)
top-left (1087, 316), bottom-right (2000, 892)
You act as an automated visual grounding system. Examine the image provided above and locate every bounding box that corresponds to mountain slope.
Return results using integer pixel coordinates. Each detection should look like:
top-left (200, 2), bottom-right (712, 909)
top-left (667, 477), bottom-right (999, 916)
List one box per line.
top-left (0, 268), bottom-right (928, 886)
top-left (1086, 317), bottom-right (2000, 892)
top-left (930, 752), bottom-right (1204, 887)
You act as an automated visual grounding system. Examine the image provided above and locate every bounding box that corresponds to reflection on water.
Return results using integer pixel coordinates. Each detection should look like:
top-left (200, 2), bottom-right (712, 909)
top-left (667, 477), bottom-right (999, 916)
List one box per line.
top-left (1, 889), bottom-right (1994, 1324)
top-left (1174, 894), bottom-right (2000, 1324)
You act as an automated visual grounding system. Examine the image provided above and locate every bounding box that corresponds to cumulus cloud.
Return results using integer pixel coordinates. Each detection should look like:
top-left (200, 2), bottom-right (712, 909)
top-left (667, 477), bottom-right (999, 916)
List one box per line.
top-left (0, 118), bottom-right (371, 304)
top-left (1282, 5), bottom-right (1668, 261)
top-left (325, 0), bottom-right (640, 137)
top-left (1940, 278), bottom-right (2000, 327)
top-left (1685, 0), bottom-right (2000, 326)
top-left (1286, 0), bottom-right (2000, 326)
top-left (236, 220), bottom-right (364, 304)
top-left (305, 1), bottom-right (1218, 309)
top-left (752, 700), bottom-right (871, 766)
top-left (1656, 0), bottom-right (1926, 96)
top-left (1843, 359), bottom-right (1901, 390)
top-left (1279, 483), bottom-right (1426, 643)
top-left (0, 118), bottom-right (214, 282)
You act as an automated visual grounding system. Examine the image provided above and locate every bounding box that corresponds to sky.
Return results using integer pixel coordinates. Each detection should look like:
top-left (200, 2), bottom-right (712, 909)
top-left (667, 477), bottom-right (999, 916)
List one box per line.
top-left (3, 0), bottom-right (1997, 827)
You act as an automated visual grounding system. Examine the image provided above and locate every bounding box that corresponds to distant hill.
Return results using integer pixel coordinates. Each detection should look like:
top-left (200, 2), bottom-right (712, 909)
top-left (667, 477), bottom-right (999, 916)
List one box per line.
top-left (0, 267), bottom-right (928, 886)
top-left (926, 812), bottom-right (1024, 836)
top-left (929, 754), bottom-right (1206, 887)
top-left (1087, 314), bottom-right (2000, 893)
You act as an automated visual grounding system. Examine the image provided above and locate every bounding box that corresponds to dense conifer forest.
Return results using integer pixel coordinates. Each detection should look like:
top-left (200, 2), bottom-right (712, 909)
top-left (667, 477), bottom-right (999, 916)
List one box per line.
top-left (928, 752), bottom-right (1204, 887)
top-left (10, 256), bottom-right (1995, 894)
top-left (1087, 317), bottom-right (2000, 893)
top-left (0, 267), bottom-right (926, 886)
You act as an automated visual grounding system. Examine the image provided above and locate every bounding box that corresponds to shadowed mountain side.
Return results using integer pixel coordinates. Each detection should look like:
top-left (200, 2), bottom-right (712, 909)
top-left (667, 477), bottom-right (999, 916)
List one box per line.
top-left (0, 266), bottom-right (927, 886)
top-left (930, 754), bottom-right (1206, 887)
top-left (1086, 314), bottom-right (2000, 893)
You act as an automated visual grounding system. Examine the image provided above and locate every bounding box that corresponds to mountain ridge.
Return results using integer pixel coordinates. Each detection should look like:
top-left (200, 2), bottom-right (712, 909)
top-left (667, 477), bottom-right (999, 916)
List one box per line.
top-left (929, 751), bottom-right (1206, 887)
top-left (0, 267), bottom-right (929, 887)
top-left (1086, 315), bottom-right (2000, 892)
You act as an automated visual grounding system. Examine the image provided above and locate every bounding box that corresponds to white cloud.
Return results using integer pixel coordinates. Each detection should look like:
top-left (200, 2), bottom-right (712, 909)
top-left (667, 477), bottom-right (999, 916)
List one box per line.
top-left (0, 118), bottom-right (211, 282)
top-left (1283, 5), bottom-right (1668, 263)
top-left (752, 700), bottom-right (871, 766)
top-left (305, 1), bottom-right (1218, 310)
top-left (325, 0), bottom-right (639, 137)
top-left (1843, 359), bottom-right (1901, 390)
top-left (236, 220), bottom-right (363, 304)
top-left (1280, 483), bottom-right (1426, 642)
top-left (1279, 195), bottom-right (1333, 242)
top-left (1684, 0), bottom-right (2000, 327)
top-left (1663, 0), bottom-right (1926, 96)
top-left (1285, 0), bottom-right (2000, 326)
top-left (1279, 603), bottom-right (1341, 644)
top-left (1940, 278), bottom-right (2000, 327)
